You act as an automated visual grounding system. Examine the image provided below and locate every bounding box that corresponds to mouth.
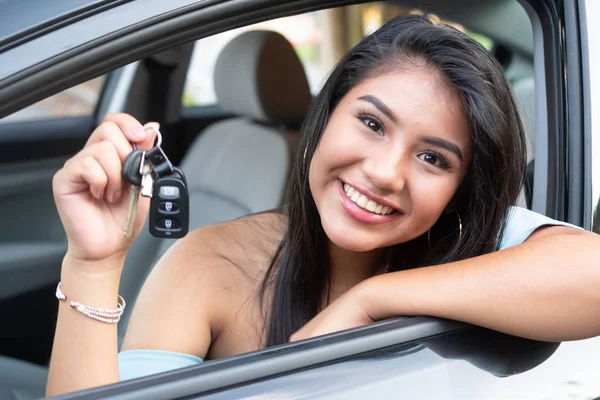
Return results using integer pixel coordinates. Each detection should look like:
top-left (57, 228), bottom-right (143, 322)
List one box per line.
top-left (342, 182), bottom-right (397, 215)
top-left (337, 180), bottom-right (403, 224)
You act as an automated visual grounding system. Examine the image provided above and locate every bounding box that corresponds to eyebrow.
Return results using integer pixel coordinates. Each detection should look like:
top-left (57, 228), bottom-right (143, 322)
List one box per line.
top-left (421, 136), bottom-right (464, 161)
top-left (358, 95), bottom-right (398, 124)
top-left (358, 94), bottom-right (464, 161)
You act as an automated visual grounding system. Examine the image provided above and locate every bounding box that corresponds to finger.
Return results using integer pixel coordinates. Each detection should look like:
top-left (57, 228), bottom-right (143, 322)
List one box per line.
top-left (84, 141), bottom-right (124, 202)
top-left (138, 121), bottom-right (160, 151)
top-left (98, 113), bottom-right (147, 146)
top-left (85, 120), bottom-right (134, 162)
top-left (54, 151), bottom-right (106, 199)
top-left (69, 141), bottom-right (124, 202)
top-left (80, 156), bottom-right (108, 200)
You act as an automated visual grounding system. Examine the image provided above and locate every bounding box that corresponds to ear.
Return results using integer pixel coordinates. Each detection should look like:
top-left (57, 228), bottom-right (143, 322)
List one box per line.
top-left (444, 199), bottom-right (457, 213)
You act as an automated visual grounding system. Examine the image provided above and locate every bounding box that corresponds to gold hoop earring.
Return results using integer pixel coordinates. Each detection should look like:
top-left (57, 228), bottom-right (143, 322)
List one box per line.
top-left (428, 210), bottom-right (462, 248)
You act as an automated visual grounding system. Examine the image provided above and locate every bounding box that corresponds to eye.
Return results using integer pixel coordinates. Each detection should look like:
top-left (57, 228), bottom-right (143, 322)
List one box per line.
top-left (418, 151), bottom-right (451, 169)
top-left (359, 115), bottom-right (384, 136)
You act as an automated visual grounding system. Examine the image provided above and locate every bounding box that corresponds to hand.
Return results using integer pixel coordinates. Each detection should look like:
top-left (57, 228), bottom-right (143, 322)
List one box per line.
top-left (53, 113), bottom-right (158, 265)
top-left (289, 285), bottom-right (375, 342)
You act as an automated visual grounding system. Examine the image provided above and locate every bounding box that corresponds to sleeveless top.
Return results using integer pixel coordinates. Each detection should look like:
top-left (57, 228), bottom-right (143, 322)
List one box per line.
top-left (118, 206), bottom-right (579, 381)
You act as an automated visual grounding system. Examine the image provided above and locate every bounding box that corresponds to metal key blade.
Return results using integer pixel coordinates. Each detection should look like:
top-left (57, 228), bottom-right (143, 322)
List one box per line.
top-left (124, 185), bottom-right (140, 239)
top-left (140, 163), bottom-right (154, 198)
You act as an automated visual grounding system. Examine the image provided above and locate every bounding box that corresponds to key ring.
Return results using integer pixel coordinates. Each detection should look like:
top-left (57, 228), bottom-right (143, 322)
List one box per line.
top-left (132, 125), bottom-right (163, 150)
top-left (145, 125), bottom-right (163, 147)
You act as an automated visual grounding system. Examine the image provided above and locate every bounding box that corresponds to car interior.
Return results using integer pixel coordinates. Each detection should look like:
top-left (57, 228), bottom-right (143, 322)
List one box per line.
top-left (0, 0), bottom-right (542, 398)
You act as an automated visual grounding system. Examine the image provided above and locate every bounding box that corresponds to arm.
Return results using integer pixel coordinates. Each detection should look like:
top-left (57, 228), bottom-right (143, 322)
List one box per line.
top-left (291, 226), bottom-right (600, 343)
top-left (46, 256), bottom-right (124, 395)
top-left (46, 113), bottom-right (157, 396)
top-left (47, 232), bottom-right (220, 396)
top-left (362, 226), bottom-right (600, 342)
top-left (47, 114), bottom-right (223, 396)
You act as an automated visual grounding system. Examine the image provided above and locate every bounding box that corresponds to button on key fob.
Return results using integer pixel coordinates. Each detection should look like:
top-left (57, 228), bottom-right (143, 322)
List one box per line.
top-left (149, 167), bottom-right (189, 238)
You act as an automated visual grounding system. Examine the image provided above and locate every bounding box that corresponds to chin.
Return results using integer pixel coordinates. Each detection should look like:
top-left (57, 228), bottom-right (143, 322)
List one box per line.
top-left (322, 223), bottom-right (384, 253)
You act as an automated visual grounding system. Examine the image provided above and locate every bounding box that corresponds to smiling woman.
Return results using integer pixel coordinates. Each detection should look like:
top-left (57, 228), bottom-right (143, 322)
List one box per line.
top-left (45, 12), bottom-right (600, 397)
top-left (310, 69), bottom-right (471, 252)
top-left (264, 14), bottom-right (530, 346)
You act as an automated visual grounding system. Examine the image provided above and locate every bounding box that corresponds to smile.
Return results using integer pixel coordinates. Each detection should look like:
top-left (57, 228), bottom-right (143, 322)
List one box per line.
top-left (342, 183), bottom-right (395, 215)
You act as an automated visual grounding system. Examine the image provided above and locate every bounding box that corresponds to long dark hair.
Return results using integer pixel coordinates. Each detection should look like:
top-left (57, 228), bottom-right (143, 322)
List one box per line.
top-left (260, 14), bottom-right (527, 346)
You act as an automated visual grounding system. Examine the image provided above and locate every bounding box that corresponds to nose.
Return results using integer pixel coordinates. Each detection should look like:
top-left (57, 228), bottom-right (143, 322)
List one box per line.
top-left (362, 145), bottom-right (409, 193)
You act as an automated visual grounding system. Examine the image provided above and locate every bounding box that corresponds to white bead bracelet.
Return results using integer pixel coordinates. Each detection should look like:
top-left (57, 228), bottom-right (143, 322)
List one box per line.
top-left (55, 282), bottom-right (126, 324)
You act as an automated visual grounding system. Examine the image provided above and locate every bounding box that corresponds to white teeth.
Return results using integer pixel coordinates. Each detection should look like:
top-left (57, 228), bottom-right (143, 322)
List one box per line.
top-left (342, 182), bottom-right (394, 215)
top-left (366, 200), bottom-right (377, 212)
top-left (357, 194), bottom-right (368, 208)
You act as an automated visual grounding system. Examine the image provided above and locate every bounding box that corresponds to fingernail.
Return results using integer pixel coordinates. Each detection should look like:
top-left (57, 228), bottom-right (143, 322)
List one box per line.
top-left (145, 122), bottom-right (160, 130)
top-left (113, 191), bottom-right (121, 203)
top-left (133, 127), bottom-right (147, 139)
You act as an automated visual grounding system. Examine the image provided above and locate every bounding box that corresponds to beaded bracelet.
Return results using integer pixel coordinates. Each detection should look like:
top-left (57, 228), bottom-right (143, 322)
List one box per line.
top-left (55, 282), bottom-right (126, 324)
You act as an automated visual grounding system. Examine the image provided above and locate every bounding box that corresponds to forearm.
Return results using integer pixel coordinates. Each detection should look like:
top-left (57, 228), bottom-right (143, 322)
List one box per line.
top-left (362, 228), bottom-right (600, 342)
top-left (46, 254), bottom-right (124, 397)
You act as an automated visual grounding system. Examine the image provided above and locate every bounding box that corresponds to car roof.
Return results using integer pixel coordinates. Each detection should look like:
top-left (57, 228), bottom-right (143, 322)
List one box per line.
top-left (0, 0), bottom-right (108, 46)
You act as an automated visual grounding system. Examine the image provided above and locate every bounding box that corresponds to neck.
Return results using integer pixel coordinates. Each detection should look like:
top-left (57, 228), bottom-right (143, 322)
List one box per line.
top-left (326, 242), bottom-right (384, 304)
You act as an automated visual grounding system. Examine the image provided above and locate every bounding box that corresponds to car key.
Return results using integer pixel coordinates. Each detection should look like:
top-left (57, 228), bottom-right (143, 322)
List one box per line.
top-left (122, 148), bottom-right (145, 186)
top-left (127, 125), bottom-right (189, 239)
top-left (149, 167), bottom-right (189, 239)
top-left (122, 149), bottom-right (147, 239)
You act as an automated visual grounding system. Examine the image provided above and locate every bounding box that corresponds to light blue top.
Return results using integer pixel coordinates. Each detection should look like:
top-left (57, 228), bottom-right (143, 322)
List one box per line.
top-left (118, 206), bottom-right (580, 381)
top-left (118, 349), bottom-right (203, 381)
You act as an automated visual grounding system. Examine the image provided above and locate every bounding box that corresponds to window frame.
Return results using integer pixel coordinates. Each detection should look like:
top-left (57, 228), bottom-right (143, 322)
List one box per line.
top-left (57, 317), bottom-right (469, 399)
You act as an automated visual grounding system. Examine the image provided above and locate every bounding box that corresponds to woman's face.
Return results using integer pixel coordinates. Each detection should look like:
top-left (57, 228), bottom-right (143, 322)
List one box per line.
top-left (309, 67), bottom-right (472, 253)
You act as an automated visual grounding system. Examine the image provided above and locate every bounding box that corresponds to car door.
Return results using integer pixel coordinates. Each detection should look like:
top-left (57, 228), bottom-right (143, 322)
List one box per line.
top-left (0, 5), bottom-right (221, 369)
top-left (60, 0), bottom-right (600, 397)
top-left (0, 76), bottom-right (108, 366)
top-left (1, 0), bottom-right (598, 398)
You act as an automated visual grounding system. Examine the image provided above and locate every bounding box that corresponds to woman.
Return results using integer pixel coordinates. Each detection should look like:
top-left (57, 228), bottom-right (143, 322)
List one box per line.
top-left (46, 15), bottom-right (600, 396)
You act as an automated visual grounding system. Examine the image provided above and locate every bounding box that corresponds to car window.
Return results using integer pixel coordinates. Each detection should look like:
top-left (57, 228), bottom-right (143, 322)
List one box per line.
top-left (181, 4), bottom-right (493, 108)
top-left (182, 9), bottom-right (336, 107)
top-left (2, 0), bottom-right (573, 398)
top-left (0, 76), bottom-right (106, 123)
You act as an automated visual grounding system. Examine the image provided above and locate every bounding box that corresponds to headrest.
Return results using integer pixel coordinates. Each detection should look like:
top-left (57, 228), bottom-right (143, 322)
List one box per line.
top-left (213, 30), bottom-right (312, 127)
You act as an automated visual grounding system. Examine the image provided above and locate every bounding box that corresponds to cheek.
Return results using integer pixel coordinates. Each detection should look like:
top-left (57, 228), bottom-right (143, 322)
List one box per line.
top-left (407, 175), bottom-right (462, 224)
top-left (310, 118), bottom-right (369, 175)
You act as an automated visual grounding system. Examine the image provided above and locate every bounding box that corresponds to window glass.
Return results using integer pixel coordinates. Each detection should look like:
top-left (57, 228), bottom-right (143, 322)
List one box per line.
top-left (182, 11), bottom-right (332, 107)
top-left (181, 4), bottom-right (494, 108)
top-left (1, 76), bottom-right (106, 123)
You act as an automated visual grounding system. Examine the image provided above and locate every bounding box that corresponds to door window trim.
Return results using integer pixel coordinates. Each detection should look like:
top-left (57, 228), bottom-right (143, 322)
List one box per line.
top-left (59, 317), bottom-right (468, 400)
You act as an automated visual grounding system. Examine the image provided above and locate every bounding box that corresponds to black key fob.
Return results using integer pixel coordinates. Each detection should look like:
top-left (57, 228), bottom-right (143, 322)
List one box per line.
top-left (122, 149), bottom-right (145, 186)
top-left (149, 168), bottom-right (189, 239)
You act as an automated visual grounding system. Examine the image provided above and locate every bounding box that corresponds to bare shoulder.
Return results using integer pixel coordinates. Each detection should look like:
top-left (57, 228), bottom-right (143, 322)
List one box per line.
top-left (177, 211), bottom-right (286, 276)
top-left (122, 211), bottom-right (285, 358)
